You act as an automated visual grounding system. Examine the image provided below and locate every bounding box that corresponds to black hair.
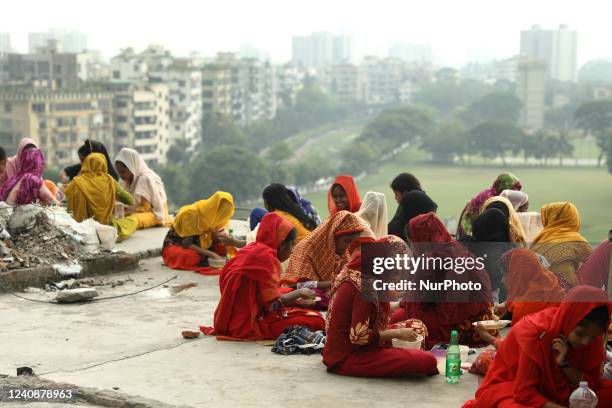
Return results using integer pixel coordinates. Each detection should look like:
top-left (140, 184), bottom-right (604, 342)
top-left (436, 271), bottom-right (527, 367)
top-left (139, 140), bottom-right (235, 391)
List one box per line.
top-left (262, 184), bottom-right (317, 230)
top-left (279, 228), bottom-right (297, 251)
top-left (391, 173), bottom-right (421, 193)
top-left (0, 147), bottom-right (6, 161)
top-left (76, 140), bottom-right (119, 180)
top-left (473, 208), bottom-right (510, 242)
top-left (486, 201), bottom-right (510, 219)
top-left (578, 305), bottom-right (610, 331)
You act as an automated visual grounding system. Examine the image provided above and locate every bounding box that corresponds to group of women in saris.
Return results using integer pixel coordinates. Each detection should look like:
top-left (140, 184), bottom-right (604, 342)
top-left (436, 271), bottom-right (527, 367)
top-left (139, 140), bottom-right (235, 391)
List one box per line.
top-left (159, 168), bottom-right (612, 405)
top-left (0, 137), bottom-right (170, 242)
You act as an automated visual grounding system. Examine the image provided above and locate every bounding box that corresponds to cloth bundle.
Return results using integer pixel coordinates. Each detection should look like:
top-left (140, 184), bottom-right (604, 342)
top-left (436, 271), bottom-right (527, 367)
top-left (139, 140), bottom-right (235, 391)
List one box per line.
top-left (271, 326), bottom-right (325, 355)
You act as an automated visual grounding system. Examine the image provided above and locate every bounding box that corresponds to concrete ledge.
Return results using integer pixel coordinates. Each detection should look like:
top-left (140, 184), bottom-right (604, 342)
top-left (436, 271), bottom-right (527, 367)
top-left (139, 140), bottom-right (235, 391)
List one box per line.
top-left (0, 252), bottom-right (139, 292)
top-left (0, 374), bottom-right (188, 407)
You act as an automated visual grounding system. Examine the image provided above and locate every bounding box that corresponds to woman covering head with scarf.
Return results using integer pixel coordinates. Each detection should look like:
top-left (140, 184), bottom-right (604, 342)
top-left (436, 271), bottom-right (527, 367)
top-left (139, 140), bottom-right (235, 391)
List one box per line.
top-left (1, 138), bottom-right (38, 186)
top-left (262, 183), bottom-right (316, 242)
top-left (162, 192), bottom-right (234, 274)
top-left (457, 173), bottom-right (521, 238)
top-left (287, 186), bottom-right (320, 226)
top-left (328, 175), bottom-right (362, 216)
top-left (355, 191), bottom-right (388, 239)
top-left (323, 235), bottom-right (439, 378)
top-left (65, 153), bottom-right (137, 240)
top-left (461, 208), bottom-right (516, 299)
top-left (63, 140), bottom-right (118, 181)
top-left (393, 212), bottom-right (494, 348)
top-left (0, 148), bottom-right (58, 206)
top-left (203, 213), bottom-right (324, 340)
top-left (282, 211), bottom-right (364, 292)
top-left (463, 286), bottom-right (612, 408)
top-left (114, 148), bottom-right (170, 230)
top-left (500, 189), bottom-right (543, 242)
top-left (481, 195), bottom-right (528, 246)
top-left (531, 202), bottom-right (592, 287)
top-left (578, 240), bottom-right (612, 295)
top-left (388, 190), bottom-right (438, 241)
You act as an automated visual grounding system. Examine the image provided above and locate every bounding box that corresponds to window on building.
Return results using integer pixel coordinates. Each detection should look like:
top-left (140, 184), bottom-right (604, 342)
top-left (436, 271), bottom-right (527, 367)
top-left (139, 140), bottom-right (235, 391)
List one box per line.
top-left (117, 116), bottom-right (128, 123)
top-left (32, 103), bottom-right (45, 112)
top-left (3, 103), bottom-right (11, 113)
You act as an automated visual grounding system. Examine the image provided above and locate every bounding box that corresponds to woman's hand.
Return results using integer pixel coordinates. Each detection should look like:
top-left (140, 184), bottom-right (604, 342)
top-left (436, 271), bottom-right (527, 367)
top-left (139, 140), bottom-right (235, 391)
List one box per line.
top-left (294, 288), bottom-right (317, 306)
top-left (494, 302), bottom-right (507, 318)
top-left (394, 328), bottom-right (418, 341)
top-left (552, 336), bottom-right (569, 366)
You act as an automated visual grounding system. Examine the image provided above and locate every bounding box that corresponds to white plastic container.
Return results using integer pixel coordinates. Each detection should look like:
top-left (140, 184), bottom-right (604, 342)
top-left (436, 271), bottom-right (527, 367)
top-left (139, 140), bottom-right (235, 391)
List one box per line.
top-left (392, 334), bottom-right (424, 349)
top-left (569, 381), bottom-right (598, 407)
top-left (460, 345), bottom-right (470, 361)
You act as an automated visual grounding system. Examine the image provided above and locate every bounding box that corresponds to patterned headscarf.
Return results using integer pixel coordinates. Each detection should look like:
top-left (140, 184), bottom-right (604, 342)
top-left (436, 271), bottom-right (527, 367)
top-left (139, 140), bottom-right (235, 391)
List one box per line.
top-left (282, 211), bottom-right (364, 285)
top-left (0, 148), bottom-right (45, 205)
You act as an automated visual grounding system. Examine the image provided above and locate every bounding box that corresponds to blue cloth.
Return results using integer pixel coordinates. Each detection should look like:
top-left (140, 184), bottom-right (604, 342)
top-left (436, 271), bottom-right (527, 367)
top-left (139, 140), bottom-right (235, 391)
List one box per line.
top-left (287, 186), bottom-right (320, 226)
top-left (249, 208), bottom-right (268, 231)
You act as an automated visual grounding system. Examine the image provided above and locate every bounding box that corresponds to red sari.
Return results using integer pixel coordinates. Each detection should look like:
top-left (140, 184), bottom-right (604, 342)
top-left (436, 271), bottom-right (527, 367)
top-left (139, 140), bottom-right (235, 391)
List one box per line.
top-left (392, 212), bottom-right (494, 348)
top-left (328, 175), bottom-right (362, 215)
top-left (323, 236), bottom-right (439, 377)
top-left (203, 213), bottom-right (324, 340)
top-left (464, 286), bottom-right (612, 408)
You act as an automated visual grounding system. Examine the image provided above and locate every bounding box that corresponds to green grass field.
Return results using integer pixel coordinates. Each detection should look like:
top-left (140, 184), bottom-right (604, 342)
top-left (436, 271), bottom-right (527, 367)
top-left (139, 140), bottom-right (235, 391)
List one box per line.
top-left (302, 152), bottom-right (612, 242)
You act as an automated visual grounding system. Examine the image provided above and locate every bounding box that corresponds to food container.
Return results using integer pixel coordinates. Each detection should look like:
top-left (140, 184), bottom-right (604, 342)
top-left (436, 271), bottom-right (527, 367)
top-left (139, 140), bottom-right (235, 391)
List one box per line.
top-left (392, 334), bottom-right (424, 349)
top-left (472, 320), bottom-right (511, 331)
top-left (460, 345), bottom-right (469, 361)
top-left (208, 257), bottom-right (227, 269)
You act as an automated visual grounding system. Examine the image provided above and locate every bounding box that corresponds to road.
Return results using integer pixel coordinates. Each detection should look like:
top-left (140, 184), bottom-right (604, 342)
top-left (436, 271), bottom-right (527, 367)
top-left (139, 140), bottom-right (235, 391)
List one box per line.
top-left (1, 257), bottom-right (481, 407)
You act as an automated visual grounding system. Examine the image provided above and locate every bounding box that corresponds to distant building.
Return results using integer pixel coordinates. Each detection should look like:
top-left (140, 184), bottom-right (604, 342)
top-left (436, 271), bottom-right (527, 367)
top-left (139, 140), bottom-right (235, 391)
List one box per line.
top-left (292, 32), bottom-right (352, 67)
top-left (0, 88), bottom-right (114, 167)
top-left (149, 61), bottom-right (202, 149)
top-left (29, 29), bottom-right (88, 54)
top-left (520, 24), bottom-right (578, 82)
top-left (113, 83), bottom-right (170, 166)
top-left (1, 41), bottom-right (79, 88)
top-left (517, 57), bottom-right (547, 129)
top-left (275, 63), bottom-right (305, 109)
top-left (232, 58), bottom-right (277, 124)
top-left (110, 48), bottom-right (149, 81)
top-left (388, 43), bottom-right (433, 65)
top-left (0, 33), bottom-right (11, 52)
top-left (201, 63), bottom-right (233, 117)
top-left (361, 57), bottom-right (405, 105)
top-left (329, 63), bottom-right (364, 103)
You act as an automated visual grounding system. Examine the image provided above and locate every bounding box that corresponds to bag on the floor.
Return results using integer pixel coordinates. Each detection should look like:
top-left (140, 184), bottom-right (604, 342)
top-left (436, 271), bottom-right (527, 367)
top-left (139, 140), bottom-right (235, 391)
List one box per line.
top-left (271, 326), bottom-right (325, 355)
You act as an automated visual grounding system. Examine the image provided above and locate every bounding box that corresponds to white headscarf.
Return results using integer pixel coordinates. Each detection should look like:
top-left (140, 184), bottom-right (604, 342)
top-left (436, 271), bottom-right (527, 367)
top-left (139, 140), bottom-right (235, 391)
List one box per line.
top-left (115, 148), bottom-right (168, 224)
top-left (356, 191), bottom-right (388, 239)
top-left (500, 189), bottom-right (529, 211)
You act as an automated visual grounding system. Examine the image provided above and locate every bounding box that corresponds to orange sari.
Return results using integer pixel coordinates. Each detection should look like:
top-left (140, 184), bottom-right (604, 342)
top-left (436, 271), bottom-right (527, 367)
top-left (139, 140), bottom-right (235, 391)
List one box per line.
top-left (282, 211), bottom-right (364, 286)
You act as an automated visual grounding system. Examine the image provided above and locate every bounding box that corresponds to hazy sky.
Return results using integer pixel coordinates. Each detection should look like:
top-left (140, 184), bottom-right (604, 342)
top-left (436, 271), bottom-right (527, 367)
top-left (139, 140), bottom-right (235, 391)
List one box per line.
top-left (2, 0), bottom-right (611, 66)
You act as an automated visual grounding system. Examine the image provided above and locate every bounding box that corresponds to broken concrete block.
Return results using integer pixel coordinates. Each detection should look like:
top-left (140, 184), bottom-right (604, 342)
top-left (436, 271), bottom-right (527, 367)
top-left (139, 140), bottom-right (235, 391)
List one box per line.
top-left (8, 205), bottom-right (44, 235)
top-left (55, 288), bottom-right (99, 303)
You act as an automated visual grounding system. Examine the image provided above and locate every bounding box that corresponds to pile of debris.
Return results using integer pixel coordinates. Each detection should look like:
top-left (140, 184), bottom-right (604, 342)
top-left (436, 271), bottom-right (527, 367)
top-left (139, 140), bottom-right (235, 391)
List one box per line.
top-left (0, 204), bottom-right (117, 272)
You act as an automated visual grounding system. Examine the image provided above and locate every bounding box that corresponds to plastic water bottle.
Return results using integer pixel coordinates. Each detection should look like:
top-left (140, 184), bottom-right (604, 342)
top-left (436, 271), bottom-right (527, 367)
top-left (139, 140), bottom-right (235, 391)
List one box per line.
top-left (569, 381), bottom-right (598, 407)
top-left (445, 330), bottom-right (461, 384)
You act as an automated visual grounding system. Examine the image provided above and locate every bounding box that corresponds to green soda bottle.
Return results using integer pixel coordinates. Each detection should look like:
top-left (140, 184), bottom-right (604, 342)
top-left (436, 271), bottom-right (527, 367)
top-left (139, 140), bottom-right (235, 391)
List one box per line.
top-left (445, 330), bottom-right (461, 384)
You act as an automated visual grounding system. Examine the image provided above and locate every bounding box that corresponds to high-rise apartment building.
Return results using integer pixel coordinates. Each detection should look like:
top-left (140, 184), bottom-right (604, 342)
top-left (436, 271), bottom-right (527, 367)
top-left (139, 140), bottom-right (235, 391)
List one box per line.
top-left (520, 24), bottom-right (577, 82)
top-left (0, 33), bottom-right (11, 52)
top-left (292, 33), bottom-right (353, 67)
top-left (517, 57), bottom-right (547, 129)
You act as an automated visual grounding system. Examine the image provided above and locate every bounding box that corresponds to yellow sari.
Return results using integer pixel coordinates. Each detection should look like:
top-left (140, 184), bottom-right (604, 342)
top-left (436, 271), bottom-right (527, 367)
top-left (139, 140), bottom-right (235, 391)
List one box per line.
top-left (530, 202), bottom-right (592, 286)
top-left (274, 210), bottom-right (311, 243)
top-left (66, 153), bottom-right (116, 225)
top-left (173, 191), bottom-right (235, 249)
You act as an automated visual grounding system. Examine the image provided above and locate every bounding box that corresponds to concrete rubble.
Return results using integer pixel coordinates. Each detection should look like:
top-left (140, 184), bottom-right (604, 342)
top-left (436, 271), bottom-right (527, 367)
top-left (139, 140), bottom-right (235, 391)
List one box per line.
top-left (55, 288), bottom-right (100, 303)
top-left (0, 204), bottom-right (112, 273)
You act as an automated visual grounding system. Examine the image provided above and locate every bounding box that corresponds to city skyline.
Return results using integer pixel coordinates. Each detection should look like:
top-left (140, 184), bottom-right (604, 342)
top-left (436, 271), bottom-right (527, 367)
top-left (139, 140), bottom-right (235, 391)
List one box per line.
top-left (1, 0), bottom-right (611, 67)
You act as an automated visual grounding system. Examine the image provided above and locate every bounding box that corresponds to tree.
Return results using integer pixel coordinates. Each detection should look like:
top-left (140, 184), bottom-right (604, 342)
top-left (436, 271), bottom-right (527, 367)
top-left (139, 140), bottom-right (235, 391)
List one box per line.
top-left (291, 154), bottom-right (335, 187)
top-left (421, 120), bottom-right (467, 163)
top-left (461, 92), bottom-right (522, 126)
top-left (357, 106), bottom-right (434, 154)
top-left (578, 60), bottom-right (612, 85)
top-left (413, 79), bottom-right (491, 115)
top-left (467, 121), bottom-right (525, 164)
top-left (157, 163), bottom-right (190, 206)
top-left (574, 100), bottom-right (612, 166)
top-left (339, 142), bottom-right (377, 175)
top-left (201, 113), bottom-right (247, 150)
top-left (265, 141), bottom-right (292, 166)
top-left (187, 146), bottom-right (269, 203)
top-left (166, 138), bottom-right (191, 165)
